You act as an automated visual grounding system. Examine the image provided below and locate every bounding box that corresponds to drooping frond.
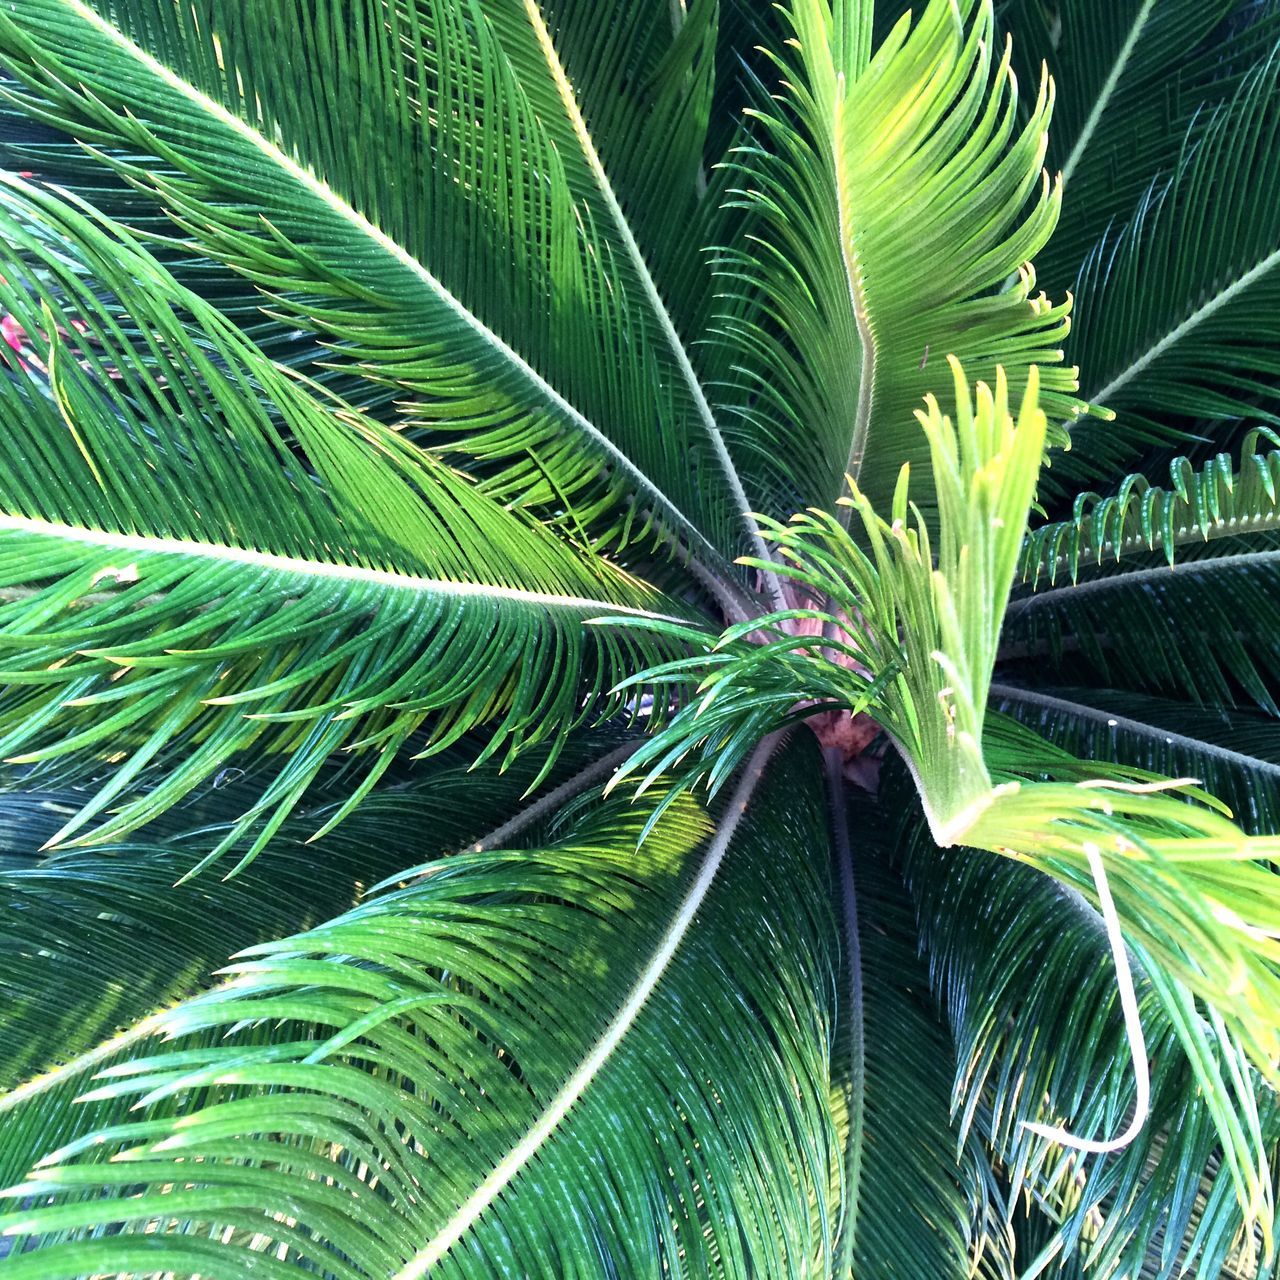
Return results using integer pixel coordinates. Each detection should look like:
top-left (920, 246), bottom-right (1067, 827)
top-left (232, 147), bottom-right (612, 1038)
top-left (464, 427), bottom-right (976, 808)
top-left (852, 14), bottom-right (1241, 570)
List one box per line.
top-left (711, 0), bottom-right (1089, 521)
top-left (0, 0), bottom-right (762, 577)
top-left (999, 0), bottom-right (1279, 296)
top-left (0, 178), bottom-right (699, 860)
top-left (902, 791), bottom-right (1279, 1279)
top-left (0, 737), bottom-right (841, 1280)
top-left (1007, 435), bottom-right (1280, 710)
top-left (1052, 48), bottom-right (1280, 488)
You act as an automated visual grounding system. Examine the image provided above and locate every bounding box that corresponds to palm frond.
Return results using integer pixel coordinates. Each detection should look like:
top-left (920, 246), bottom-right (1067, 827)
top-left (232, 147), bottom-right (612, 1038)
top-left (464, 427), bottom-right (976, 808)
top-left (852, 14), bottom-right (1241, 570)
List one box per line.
top-left (902, 792), bottom-right (1280, 1279)
top-left (829, 780), bottom-right (993, 1279)
top-left (0, 735), bottom-right (841, 1280)
top-left (999, 0), bottom-right (1280, 297)
top-left (481, 0), bottom-right (722, 338)
top-left (1006, 434), bottom-right (1280, 707)
top-left (0, 0), bottom-right (760, 577)
top-left (0, 85), bottom-right (384, 420)
top-left (1022, 429), bottom-right (1280, 581)
top-left (1051, 47), bottom-right (1280, 489)
top-left (0, 178), bottom-right (698, 859)
top-left (0, 728), bottom-right (637, 1194)
top-left (710, 0), bottom-right (1089, 521)
top-left (1006, 434), bottom-right (1280, 710)
top-left (990, 686), bottom-right (1280, 835)
top-left (615, 361), bottom-right (1280, 1196)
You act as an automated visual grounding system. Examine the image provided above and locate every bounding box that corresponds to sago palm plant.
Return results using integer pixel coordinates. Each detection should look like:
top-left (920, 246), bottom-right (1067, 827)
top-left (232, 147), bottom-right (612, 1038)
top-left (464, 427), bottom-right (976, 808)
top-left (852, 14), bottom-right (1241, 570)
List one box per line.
top-left (0, 0), bottom-right (1278, 1275)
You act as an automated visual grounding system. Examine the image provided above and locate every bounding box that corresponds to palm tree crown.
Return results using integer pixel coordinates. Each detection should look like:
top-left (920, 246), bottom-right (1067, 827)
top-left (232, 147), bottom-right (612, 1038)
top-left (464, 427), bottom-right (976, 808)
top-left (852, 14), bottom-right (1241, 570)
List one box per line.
top-left (0, 1), bottom-right (1278, 1276)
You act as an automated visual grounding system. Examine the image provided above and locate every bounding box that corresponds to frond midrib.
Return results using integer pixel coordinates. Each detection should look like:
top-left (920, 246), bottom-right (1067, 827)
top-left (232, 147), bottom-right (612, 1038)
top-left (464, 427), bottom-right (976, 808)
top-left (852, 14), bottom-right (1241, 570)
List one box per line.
top-left (395, 731), bottom-right (786, 1279)
top-left (988, 683), bottom-right (1280, 778)
top-left (60, 0), bottom-right (731, 577)
top-left (825, 746), bottom-right (864, 1280)
top-left (1087, 244), bottom-right (1280, 406)
top-left (1, 514), bottom-right (688, 623)
top-left (1059, 0), bottom-right (1158, 187)
top-left (832, 87), bottom-right (878, 524)
top-left (518, 0), bottom-right (784, 604)
top-left (1008, 545), bottom-right (1280, 616)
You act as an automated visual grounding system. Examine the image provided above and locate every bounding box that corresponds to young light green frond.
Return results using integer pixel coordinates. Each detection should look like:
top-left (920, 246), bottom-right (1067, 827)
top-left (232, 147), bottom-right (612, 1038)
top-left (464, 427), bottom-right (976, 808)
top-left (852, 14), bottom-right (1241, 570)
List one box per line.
top-left (0, 1), bottom-right (753, 578)
top-left (902, 802), bottom-right (1279, 1280)
top-left (712, 0), bottom-right (1089, 522)
top-left (1005, 437), bottom-right (1280, 710)
top-left (1053, 48), bottom-right (1280, 489)
top-left (0, 179), bottom-right (701, 860)
top-left (1021, 429), bottom-right (1280, 584)
top-left (0, 739), bottom-right (841, 1280)
top-left (615, 359), bottom-right (1048, 833)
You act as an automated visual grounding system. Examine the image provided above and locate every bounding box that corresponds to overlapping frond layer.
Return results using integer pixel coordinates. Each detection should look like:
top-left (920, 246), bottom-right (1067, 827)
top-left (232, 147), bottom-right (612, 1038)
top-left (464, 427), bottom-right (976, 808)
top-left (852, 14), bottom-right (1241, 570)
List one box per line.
top-left (1008, 437), bottom-right (1280, 710)
top-left (0, 179), bottom-right (694, 859)
top-left (713, 0), bottom-right (1086, 520)
top-left (902, 804), bottom-right (1280, 1280)
top-left (613, 363), bottom-right (1280, 1230)
top-left (0, 730), bottom-right (635, 1192)
top-left (999, 0), bottom-right (1273, 295)
top-left (0, 742), bottom-right (840, 1280)
top-left (0, 86), bottom-right (379, 413)
top-left (1054, 49), bottom-right (1280, 487)
top-left (991, 687), bottom-right (1280, 836)
top-left (0, 0), bottom-right (751, 569)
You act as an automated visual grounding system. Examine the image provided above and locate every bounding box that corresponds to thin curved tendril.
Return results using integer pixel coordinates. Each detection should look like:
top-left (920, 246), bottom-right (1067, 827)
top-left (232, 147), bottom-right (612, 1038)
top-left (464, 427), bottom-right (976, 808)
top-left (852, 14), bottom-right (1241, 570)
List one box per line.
top-left (1020, 840), bottom-right (1151, 1155)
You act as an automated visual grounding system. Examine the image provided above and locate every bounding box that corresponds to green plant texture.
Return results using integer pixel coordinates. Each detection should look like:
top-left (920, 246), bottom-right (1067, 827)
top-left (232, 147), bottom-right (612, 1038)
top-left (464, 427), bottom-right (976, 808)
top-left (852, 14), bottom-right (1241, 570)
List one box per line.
top-left (0, 1), bottom-right (1279, 1276)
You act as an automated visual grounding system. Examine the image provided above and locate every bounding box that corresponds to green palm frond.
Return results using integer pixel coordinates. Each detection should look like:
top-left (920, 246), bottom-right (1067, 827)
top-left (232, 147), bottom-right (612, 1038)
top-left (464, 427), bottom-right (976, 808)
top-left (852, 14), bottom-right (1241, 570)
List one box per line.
top-left (0, 0), bottom-right (769, 579)
top-left (0, 729), bottom-right (635, 1195)
top-left (1052, 46), bottom-right (1280, 489)
top-left (829, 783), bottom-right (991, 1279)
top-left (991, 687), bottom-right (1280, 834)
top-left (904, 804), bottom-right (1280, 1280)
top-left (480, 0), bottom-right (722, 337)
top-left (1022, 429), bottom-right (1280, 581)
top-left (0, 178), bottom-right (696, 860)
top-left (1007, 434), bottom-right (1280, 710)
top-left (999, 0), bottom-right (1280, 297)
top-left (0, 736), bottom-right (840, 1280)
top-left (0, 88), bottom-right (377, 417)
top-left (711, 0), bottom-right (1090, 521)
